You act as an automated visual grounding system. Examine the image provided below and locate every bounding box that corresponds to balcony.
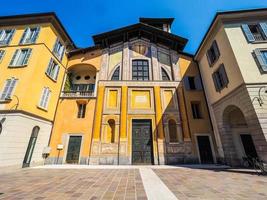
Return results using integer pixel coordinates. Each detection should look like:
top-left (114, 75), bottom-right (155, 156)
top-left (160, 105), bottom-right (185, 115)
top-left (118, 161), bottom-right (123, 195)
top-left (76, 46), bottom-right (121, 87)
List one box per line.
top-left (61, 84), bottom-right (95, 98)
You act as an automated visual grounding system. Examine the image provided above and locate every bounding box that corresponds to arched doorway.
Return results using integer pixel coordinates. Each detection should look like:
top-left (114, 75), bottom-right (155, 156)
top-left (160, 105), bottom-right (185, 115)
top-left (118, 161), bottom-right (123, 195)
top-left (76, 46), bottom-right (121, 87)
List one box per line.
top-left (222, 105), bottom-right (258, 166)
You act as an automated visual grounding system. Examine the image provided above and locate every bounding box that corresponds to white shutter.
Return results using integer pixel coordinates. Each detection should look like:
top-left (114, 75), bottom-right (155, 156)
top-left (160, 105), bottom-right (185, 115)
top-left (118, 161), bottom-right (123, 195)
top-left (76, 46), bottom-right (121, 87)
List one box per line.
top-left (32, 27), bottom-right (40, 43)
top-left (22, 49), bottom-right (32, 65)
top-left (7, 79), bottom-right (17, 98)
top-left (46, 59), bottom-right (53, 75)
top-left (20, 28), bottom-right (29, 44)
top-left (9, 49), bottom-right (19, 66)
top-left (0, 79), bottom-right (11, 100)
top-left (44, 89), bottom-right (51, 108)
top-left (6, 29), bottom-right (15, 44)
top-left (241, 24), bottom-right (255, 42)
top-left (53, 64), bottom-right (60, 80)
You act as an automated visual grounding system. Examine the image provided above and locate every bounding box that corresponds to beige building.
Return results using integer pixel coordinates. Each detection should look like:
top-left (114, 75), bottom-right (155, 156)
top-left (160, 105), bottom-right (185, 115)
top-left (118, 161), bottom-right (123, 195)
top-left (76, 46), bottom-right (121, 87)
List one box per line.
top-left (195, 8), bottom-right (267, 166)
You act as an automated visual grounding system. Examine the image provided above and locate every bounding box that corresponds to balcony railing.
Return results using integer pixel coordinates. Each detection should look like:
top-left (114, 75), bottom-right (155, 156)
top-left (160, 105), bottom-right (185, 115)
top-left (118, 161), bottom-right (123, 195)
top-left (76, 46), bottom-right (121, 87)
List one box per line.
top-left (253, 33), bottom-right (265, 41)
top-left (61, 90), bottom-right (94, 98)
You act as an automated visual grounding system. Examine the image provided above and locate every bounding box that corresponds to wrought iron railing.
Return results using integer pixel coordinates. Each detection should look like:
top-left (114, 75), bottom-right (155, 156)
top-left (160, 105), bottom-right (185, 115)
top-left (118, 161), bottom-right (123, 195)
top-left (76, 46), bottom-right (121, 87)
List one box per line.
top-left (253, 33), bottom-right (265, 41)
top-left (61, 90), bottom-right (95, 98)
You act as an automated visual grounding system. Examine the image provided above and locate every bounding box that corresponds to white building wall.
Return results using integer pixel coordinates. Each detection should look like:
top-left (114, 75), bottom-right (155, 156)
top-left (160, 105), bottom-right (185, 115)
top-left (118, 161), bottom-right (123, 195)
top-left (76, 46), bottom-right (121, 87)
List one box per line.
top-left (0, 113), bottom-right (52, 168)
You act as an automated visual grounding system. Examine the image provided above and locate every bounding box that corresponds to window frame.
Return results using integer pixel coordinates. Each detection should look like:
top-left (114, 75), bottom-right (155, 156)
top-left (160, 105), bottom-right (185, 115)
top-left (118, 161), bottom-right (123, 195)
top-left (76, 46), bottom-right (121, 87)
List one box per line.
top-left (111, 66), bottom-right (121, 81)
top-left (77, 103), bottom-right (86, 118)
top-left (45, 58), bottom-right (60, 81)
top-left (0, 29), bottom-right (15, 46)
top-left (191, 102), bottom-right (202, 119)
top-left (20, 26), bottom-right (40, 44)
top-left (38, 87), bottom-right (51, 110)
top-left (53, 38), bottom-right (65, 61)
top-left (242, 23), bottom-right (267, 43)
top-left (9, 48), bottom-right (32, 67)
top-left (254, 48), bottom-right (267, 73)
top-left (0, 78), bottom-right (18, 101)
top-left (132, 59), bottom-right (150, 81)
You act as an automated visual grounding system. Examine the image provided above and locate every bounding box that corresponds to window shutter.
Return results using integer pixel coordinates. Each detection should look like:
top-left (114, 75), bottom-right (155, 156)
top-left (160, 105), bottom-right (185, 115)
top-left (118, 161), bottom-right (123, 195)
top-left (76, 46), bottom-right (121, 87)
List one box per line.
top-left (241, 24), bottom-right (255, 42)
top-left (6, 29), bottom-right (15, 44)
top-left (23, 49), bottom-right (32, 65)
top-left (254, 49), bottom-right (267, 72)
top-left (213, 40), bottom-right (220, 58)
top-left (7, 79), bottom-right (17, 98)
top-left (53, 65), bottom-right (60, 80)
top-left (184, 76), bottom-right (190, 90)
top-left (219, 64), bottom-right (229, 86)
top-left (59, 46), bottom-right (65, 61)
top-left (39, 88), bottom-right (46, 107)
top-left (19, 28), bottom-right (29, 44)
top-left (32, 27), bottom-right (40, 43)
top-left (9, 49), bottom-right (19, 66)
top-left (194, 75), bottom-right (203, 90)
top-left (0, 79), bottom-right (11, 100)
top-left (44, 89), bottom-right (50, 108)
top-left (260, 23), bottom-right (267, 38)
top-left (46, 59), bottom-right (53, 74)
top-left (212, 73), bottom-right (220, 92)
top-left (206, 50), bottom-right (212, 66)
top-left (53, 38), bottom-right (59, 53)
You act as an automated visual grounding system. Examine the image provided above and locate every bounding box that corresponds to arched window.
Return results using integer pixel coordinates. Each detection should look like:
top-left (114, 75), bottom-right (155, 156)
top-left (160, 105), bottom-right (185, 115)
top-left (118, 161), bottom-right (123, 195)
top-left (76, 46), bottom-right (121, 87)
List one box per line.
top-left (161, 68), bottom-right (170, 81)
top-left (111, 66), bottom-right (120, 80)
top-left (108, 119), bottom-right (115, 143)
top-left (168, 120), bottom-right (178, 143)
top-left (132, 60), bottom-right (149, 80)
top-left (23, 126), bottom-right (40, 167)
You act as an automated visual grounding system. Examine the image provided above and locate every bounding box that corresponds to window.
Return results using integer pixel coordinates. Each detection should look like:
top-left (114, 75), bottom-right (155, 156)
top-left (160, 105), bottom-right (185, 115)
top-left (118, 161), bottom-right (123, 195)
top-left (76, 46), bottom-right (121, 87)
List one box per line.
top-left (191, 102), bottom-right (202, 119)
top-left (206, 40), bottom-right (220, 66)
top-left (108, 119), bottom-right (115, 143)
top-left (184, 75), bottom-right (202, 90)
top-left (0, 78), bottom-right (17, 101)
top-left (212, 64), bottom-right (229, 92)
top-left (77, 103), bottom-right (86, 118)
top-left (0, 50), bottom-right (5, 63)
top-left (46, 59), bottom-right (60, 81)
top-left (254, 49), bottom-right (267, 73)
top-left (9, 49), bottom-right (32, 67)
top-left (20, 27), bottom-right (40, 44)
top-left (132, 60), bottom-right (149, 80)
top-left (161, 68), bottom-right (170, 81)
top-left (168, 119), bottom-right (178, 143)
top-left (242, 23), bottom-right (267, 42)
top-left (53, 38), bottom-right (65, 61)
top-left (111, 66), bottom-right (120, 80)
top-left (39, 87), bottom-right (51, 109)
top-left (0, 29), bottom-right (15, 45)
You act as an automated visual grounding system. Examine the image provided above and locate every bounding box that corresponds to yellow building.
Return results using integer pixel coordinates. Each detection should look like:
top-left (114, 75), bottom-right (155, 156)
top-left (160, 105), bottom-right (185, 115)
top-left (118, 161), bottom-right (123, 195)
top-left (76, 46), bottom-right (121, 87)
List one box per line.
top-left (0, 13), bottom-right (216, 167)
top-left (0, 13), bottom-right (75, 168)
top-left (47, 18), bottom-right (215, 165)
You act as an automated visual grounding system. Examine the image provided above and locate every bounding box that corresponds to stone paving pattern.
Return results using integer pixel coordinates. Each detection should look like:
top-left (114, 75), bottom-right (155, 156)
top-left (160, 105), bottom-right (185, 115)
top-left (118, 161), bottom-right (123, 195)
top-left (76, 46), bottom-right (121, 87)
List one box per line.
top-left (0, 167), bottom-right (267, 200)
top-left (154, 168), bottom-right (267, 200)
top-left (0, 169), bottom-right (147, 200)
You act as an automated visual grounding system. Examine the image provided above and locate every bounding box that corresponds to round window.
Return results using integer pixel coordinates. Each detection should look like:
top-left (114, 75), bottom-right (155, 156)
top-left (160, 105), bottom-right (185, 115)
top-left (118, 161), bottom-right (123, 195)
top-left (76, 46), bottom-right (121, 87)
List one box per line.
top-left (85, 76), bottom-right (90, 80)
top-left (76, 76), bottom-right (81, 80)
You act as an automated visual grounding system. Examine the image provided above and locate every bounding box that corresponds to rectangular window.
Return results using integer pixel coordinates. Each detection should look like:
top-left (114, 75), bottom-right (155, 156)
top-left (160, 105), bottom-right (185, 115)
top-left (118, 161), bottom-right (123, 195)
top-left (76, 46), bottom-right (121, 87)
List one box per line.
top-left (132, 60), bottom-right (149, 80)
top-left (254, 49), bottom-right (267, 73)
top-left (212, 64), bottom-right (229, 92)
top-left (53, 38), bottom-right (65, 61)
top-left (184, 75), bottom-right (203, 90)
top-left (242, 23), bottom-right (267, 42)
top-left (0, 78), bottom-right (17, 101)
top-left (20, 27), bottom-right (40, 44)
top-left (206, 40), bottom-right (220, 66)
top-left (0, 29), bottom-right (15, 46)
top-left (39, 87), bottom-right (51, 109)
top-left (77, 104), bottom-right (86, 118)
top-left (0, 50), bottom-right (5, 63)
top-left (46, 59), bottom-right (60, 81)
top-left (9, 48), bottom-right (32, 67)
top-left (191, 102), bottom-right (202, 119)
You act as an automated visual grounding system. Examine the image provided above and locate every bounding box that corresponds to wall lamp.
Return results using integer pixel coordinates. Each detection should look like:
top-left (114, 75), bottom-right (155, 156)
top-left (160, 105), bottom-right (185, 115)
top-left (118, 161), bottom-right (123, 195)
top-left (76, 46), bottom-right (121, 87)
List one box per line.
top-left (252, 86), bottom-right (267, 107)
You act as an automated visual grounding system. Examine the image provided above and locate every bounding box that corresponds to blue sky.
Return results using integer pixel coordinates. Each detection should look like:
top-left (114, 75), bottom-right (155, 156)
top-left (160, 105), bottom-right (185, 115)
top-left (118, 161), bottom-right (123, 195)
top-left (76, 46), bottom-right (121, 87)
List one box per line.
top-left (1, 0), bottom-right (267, 54)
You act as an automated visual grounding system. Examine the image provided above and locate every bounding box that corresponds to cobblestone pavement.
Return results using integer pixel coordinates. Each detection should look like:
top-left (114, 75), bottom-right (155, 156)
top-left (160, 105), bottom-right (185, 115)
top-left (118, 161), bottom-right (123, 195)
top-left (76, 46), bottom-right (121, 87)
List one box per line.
top-left (0, 166), bottom-right (267, 200)
top-left (154, 168), bottom-right (267, 200)
top-left (0, 169), bottom-right (147, 200)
